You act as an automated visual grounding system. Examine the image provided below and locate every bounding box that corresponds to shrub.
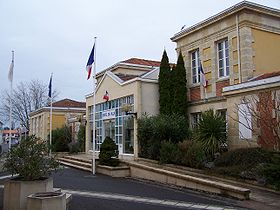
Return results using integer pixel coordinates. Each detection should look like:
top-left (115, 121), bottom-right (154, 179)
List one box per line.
top-left (68, 142), bottom-right (80, 154)
top-left (77, 124), bottom-right (86, 152)
top-left (213, 147), bottom-right (280, 188)
top-left (138, 114), bottom-right (190, 160)
top-left (178, 140), bottom-right (206, 169)
top-left (194, 109), bottom-right (226, 158)
top-left (214, 147), bottom-right (270, 167)
top-left (159, 141), bottom-right (180, 164)
top-left (51, 125), bottom-right (71, 152)
top-left (261, 152), bottom-right (280, 190)
top-left (4, 135), bottom-right (59, 181)
top-left (99, 136), bottom-right (119, 167)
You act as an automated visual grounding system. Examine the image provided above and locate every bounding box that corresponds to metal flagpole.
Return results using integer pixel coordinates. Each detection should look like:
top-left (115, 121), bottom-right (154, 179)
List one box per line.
top-left (92, 37), bottom-right (97, 175)
top-left (9, 51), bottom-right (14, 149)
top-left (49, 73), bottom-right (53, 156)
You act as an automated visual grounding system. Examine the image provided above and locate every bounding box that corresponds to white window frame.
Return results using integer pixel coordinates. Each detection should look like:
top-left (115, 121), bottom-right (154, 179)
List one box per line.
top-left (191, 50), bottom-right (200, 84)
top-left (238, 103), bottom-right (252, 139)
top-left (217, 39), bottom-right (229, 78)
top-left (191, 112), bottom-right (201, 129)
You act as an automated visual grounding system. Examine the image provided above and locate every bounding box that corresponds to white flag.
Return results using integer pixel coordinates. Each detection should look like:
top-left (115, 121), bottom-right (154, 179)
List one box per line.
top-left (8, 58), bottom-right (14, 82)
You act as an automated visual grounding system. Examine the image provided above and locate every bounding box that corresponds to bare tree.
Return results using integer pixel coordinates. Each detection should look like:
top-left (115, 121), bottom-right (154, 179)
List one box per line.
top-left (0, 79), bottom-right (58, 131)
top-left (233, 90), bottom-right (280, 151)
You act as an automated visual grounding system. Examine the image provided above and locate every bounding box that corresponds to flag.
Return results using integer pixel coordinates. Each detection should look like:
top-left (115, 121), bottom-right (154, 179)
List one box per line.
top-left (8, 56), bottom-right (14, 82)
top-left (103, 91), bottom-right (109, 101)
top-left (199, 62), bottom-right (207, 88)
top-left (86, 44), bottom-right (95, 80)
top-left (48, 74), bottom-right (52, 98)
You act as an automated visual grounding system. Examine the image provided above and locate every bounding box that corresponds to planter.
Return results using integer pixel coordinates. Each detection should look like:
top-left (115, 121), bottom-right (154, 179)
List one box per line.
top-left (97, 164), bottom-right (130, 177)
top-left (27, 192), bottom-right (66, 210)
top-left (4, 177), bottom-right (53, 210)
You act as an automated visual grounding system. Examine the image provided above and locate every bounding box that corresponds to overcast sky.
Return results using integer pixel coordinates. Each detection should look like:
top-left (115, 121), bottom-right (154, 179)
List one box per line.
top-left (1, 0), bottom-right (279, 102)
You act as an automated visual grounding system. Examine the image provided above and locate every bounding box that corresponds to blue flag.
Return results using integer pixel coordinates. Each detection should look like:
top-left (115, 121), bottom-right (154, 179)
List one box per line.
top-left (48, 75), bottom-right (52, 98)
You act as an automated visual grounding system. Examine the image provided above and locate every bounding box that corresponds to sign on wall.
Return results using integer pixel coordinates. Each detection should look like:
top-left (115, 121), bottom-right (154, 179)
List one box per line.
top-left (102, 109), bottom-right (116, 120)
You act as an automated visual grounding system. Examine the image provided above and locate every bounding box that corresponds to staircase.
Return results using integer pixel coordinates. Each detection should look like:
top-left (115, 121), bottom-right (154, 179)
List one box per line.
top-left (58, 155), bottom-right (92, 172)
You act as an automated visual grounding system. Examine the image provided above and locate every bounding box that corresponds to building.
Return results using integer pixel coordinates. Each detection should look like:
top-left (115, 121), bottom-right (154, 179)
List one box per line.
top-left (85, 58), bottom-right (161, 159)
top-left (171, 1), bottom-right (280, 149)
top-left (2, 129), bottom-right (19, 145)
top-left (29, 99), bottom-right (86, 141)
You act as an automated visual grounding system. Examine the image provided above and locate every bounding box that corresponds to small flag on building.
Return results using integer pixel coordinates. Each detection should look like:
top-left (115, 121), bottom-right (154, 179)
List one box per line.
top-left (103, 91), bottom-right (109, 101)
top-left (199, 62), bottom-right (207, 88)
top-left (86, 44), bottom-right (95, 80)
top-left (8, 52), bottom-right (14, 82)
top-left (48, 74), bottom-right (52, 98)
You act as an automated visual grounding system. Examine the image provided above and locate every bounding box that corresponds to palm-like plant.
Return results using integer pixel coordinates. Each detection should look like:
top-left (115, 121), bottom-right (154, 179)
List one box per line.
top-left (194, 109), bottom-right (227, 158)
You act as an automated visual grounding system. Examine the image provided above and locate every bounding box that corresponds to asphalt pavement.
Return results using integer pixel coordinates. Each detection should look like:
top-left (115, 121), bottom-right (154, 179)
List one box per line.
top-left (54, 167), bottom-right (246, 210)
top-left (0, 167), bottom-right (250, 210)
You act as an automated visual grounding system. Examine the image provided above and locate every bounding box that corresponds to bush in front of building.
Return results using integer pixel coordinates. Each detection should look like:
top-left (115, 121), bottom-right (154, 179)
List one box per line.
top-left (258, 152), bottom-right (280, 190)
top-left (177, 140), bottom-right (206, 169)
top-left (157, 140), bottom-right (207, 169)
top-left (51, 125), bottom-right (71, 152)
top-left (99, 136), bottom-right (119, 167)
top-left (138, 114), bottom-right (190, 160)
top-left (68, 142), bottom-right (80, 154)
top-left (194, 109), bottom-right (227, 158)
top-left (77, 124), bottom-right (86, 152)
top-left (213, 147), bottom-right (280, 190)
top-left (159, 141), bottom-right (180, 164)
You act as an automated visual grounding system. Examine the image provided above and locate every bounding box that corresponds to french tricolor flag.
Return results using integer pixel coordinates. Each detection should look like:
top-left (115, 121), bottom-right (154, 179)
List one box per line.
top-left (103, 91), bottom-right (109, 101)
top-left (199, 62), bottom-right (207, 88)
top-left (86, 44), bottom-right (95, 80)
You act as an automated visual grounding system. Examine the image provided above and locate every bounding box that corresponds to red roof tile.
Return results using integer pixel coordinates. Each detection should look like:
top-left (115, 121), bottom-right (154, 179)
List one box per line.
top-left (122, 58), bottom-right (161, 67)
top-left (250, 71), bottom-right (280, 81)
top-left (2, 130), bottom-right (19, 134)
top-left (52, 99), bottom-right (86, 108)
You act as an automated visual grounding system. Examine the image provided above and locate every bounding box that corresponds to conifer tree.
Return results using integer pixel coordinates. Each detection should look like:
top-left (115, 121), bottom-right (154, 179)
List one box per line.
top-left (158, 50), bottom-right (171, 115)
top-left (172, 51), bottom-right (188, 121)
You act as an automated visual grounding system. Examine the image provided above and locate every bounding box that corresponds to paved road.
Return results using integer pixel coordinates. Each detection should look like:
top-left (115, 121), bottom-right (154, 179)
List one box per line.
top-left (0, 167), bottom-right (249, 210)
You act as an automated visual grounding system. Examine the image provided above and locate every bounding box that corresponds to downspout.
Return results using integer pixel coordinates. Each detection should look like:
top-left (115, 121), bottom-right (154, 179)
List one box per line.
top-left (236, 14), bottom-right (242, 83)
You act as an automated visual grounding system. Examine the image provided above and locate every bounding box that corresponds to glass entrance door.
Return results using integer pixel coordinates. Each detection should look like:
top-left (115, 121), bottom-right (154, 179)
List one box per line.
top-left (103, 120), bottom-right (115, 142)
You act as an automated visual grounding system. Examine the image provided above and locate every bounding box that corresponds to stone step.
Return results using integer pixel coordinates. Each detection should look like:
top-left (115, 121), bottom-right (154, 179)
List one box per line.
top-left (58, 157), bottom-right (92, 168)
top-left (62, 155), bottom-right (92, 164)
top-left (59, 160), bottom-right (92, 172)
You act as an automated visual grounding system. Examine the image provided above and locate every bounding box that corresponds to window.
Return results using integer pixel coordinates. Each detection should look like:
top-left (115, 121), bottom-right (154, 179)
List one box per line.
top-left (191, 50), bottom-right (200, 84)
top-left (191, 112), bottom-right (201, 129)
top-left (217, 39), bottom-right (229, 77)
top-left (238, 103), bottom-right (252, 139)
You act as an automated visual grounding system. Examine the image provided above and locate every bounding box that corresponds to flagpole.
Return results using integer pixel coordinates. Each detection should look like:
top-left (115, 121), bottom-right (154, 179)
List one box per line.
top-left (49, 73), bottom-right (53, 156)
top-left (92, 37), bottom-right (97, 175)
top-left (9, 51), bottom-right (14, 149)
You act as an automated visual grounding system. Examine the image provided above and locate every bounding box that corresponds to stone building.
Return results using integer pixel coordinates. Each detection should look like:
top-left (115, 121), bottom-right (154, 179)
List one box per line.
top-left (171, 1), bottom-right (280, 149)
top-left (29, 99), bottom-right (86, 141)
top-left (85, 58), bottom-right (160, 159)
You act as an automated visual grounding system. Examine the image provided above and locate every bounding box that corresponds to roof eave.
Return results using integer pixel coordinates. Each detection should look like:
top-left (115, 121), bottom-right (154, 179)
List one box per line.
top-left (171, 1), bottom-right (280, 42)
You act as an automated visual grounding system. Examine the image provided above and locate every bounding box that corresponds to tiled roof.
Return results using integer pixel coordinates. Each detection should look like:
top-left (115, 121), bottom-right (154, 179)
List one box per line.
top-left (250, 71), bottom-right (280, 81)
top-left (115, 73), bottom-right (139, 82)
top-left (2, 130), bottom-right (19, 134)
top-left (122, 58), bottom-right (161, 67)
top-left (52, 99), bottom-right (86, 108)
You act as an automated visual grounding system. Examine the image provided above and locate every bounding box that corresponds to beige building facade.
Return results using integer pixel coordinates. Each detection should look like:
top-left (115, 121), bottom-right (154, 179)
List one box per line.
top-left (171, 1), bottom-right (280, 149)
top-left (29, 99), bottom-right (86, 141)
top-left (85, 58), bottom-right (160, 159)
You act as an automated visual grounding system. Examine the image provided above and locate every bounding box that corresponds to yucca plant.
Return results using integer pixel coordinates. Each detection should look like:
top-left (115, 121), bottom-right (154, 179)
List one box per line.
top-left (194, 109), bottom-right (227, 158)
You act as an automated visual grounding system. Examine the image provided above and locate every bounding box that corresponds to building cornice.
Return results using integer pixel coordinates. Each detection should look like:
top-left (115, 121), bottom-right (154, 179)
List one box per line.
top-left (30, 107), bottom-right (86, 117)
top-left (171, 1), bottom-right (280, 42)
top-left (223, 76), bottom-right (280, 96)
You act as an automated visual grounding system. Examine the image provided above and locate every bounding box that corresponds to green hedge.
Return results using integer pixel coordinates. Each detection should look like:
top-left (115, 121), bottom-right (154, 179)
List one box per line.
top-left (138, 114), bottom-right (189, 160)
